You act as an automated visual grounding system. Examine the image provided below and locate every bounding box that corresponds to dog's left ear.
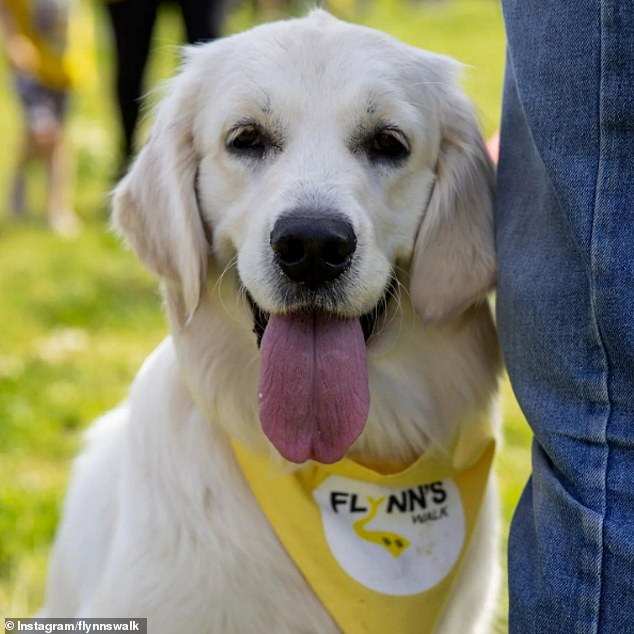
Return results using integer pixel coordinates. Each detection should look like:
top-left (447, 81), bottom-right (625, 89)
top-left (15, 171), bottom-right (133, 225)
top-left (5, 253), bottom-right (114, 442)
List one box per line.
top-left (409, 67), bottom-right (495, 322)
top-left (112, 56), bottom-right (208, 322)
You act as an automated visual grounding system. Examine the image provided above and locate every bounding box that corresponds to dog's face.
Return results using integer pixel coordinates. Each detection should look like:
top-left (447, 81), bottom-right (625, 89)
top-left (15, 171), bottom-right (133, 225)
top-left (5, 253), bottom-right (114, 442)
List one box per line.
top-left (113, 11), bottom-right (495, 464)
top-left (199, 32), bottom-right (438, 323)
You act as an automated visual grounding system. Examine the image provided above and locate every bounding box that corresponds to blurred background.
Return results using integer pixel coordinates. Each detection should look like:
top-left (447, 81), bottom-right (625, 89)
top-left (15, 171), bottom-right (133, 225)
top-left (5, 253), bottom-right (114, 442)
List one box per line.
top-left (0, 0), bottom-right (530, 630)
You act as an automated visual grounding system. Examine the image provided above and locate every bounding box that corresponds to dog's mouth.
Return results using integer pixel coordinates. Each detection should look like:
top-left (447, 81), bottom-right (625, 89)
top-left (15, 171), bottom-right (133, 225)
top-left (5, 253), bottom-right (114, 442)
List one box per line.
top-left (245, 278), bottom-right (396, 465)
top-left (247, 277), bottom-right (396, 347)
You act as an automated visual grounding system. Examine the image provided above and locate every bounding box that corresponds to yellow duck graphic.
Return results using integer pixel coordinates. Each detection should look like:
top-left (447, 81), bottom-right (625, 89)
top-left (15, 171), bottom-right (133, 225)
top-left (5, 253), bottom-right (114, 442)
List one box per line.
top-left (353, 496), bottom-right (411, 558)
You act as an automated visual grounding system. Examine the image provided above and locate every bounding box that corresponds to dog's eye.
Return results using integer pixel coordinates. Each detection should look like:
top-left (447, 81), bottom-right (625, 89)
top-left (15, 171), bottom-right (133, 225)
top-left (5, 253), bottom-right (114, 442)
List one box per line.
top-left (369, 129), bottom-right (410, 163)
top-left (228, 125), bottom-right (268, 157)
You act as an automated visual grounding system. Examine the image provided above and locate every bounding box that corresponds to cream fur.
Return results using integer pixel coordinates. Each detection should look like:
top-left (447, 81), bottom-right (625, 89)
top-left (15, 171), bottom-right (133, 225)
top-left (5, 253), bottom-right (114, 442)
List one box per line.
top-left (41, 11), bottom-right (501, 633)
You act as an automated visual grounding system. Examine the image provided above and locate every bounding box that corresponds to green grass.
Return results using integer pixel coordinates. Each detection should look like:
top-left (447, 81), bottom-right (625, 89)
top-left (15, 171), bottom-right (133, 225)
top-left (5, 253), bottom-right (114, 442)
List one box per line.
top-left (0, 1), bottom-right (531, 628)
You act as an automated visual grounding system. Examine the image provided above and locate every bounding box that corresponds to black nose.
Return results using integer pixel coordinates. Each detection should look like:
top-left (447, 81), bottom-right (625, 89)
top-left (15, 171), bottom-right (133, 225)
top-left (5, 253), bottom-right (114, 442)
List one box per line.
top-left (270, 214), bottom-right (357, 287)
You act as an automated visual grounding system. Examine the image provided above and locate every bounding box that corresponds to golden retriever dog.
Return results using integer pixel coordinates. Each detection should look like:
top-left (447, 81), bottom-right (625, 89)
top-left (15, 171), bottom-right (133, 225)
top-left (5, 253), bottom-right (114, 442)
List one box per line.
top-left (40, 11), bottom-right (500, 633)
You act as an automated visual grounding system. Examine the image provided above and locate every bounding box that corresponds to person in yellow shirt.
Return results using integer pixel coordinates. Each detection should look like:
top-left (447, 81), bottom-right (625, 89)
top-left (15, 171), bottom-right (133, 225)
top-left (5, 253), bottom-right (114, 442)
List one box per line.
top-left (1, 0), bottom-right (79, 235)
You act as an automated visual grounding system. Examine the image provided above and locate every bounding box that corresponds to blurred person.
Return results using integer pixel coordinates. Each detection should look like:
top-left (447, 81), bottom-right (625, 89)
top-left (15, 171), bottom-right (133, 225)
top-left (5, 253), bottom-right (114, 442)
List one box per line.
top-left (1, 0), bottom-right (79, 236)
top-left (103, 0), bottom-right (226, 170)
top-left (496, 2), bottom-right (634, 632)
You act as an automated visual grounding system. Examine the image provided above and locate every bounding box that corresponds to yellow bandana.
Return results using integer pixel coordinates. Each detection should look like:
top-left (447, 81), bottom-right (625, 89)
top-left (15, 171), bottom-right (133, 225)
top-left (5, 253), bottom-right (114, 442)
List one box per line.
top-left (232, 428), bottom-right (494, 634)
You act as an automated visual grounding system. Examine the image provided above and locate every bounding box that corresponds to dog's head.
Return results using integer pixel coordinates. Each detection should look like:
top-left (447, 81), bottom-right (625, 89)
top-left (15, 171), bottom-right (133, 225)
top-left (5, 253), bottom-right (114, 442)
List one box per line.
top-left (113, 11), bottom-right (495, 464)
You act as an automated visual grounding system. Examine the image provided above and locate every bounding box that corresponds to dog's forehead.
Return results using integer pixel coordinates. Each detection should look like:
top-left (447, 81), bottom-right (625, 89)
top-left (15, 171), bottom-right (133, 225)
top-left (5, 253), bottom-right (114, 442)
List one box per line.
top-left (236, 12), bottom-right (411, 72)
top-left (192, 12), bottom-right (446, 124)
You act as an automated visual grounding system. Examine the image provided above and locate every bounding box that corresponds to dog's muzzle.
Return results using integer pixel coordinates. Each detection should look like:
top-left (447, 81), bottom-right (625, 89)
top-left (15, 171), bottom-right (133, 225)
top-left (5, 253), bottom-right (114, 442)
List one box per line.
top-left (248, 211), bottom-right (394, 346)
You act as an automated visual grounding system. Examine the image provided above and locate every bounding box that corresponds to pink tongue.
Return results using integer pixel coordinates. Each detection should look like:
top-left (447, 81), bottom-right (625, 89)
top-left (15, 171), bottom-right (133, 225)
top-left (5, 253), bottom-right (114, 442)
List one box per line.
top-left (258, 312), bottom-right (369, 464)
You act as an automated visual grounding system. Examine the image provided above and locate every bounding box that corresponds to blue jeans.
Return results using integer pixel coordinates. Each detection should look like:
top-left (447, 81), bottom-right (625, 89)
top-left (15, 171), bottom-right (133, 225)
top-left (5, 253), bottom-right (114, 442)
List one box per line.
top-left (496, 1), bottom-right (634, 632)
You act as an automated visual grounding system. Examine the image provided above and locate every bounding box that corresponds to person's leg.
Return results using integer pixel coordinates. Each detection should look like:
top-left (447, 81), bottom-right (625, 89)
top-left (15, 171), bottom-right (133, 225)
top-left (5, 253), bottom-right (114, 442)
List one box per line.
top-left (43, 88), bottom-right (79, 235)
top-left (9, 74), bottom-right (37, 218)
top-left (104, 0), bottom-right (160, 164)
top-left (10, 130), bottom-right (30, 217)
top-left (497, 2), bottom-right (634, 632)
top-left (47, 135), bottom-right (79, 236)
top-left (178, 0), bottom-right (226, 43)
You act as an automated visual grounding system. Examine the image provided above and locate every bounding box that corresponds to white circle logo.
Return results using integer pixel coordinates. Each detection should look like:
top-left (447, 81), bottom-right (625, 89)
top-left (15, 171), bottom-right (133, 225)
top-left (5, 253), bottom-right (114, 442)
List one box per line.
top-left (313, 475), bottom-right (465, 596)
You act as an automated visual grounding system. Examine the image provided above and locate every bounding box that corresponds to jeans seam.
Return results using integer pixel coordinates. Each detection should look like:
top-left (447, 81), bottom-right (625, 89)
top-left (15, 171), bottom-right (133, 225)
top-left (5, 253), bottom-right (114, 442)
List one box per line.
top-left (587, 2), bottom-right (609, 632)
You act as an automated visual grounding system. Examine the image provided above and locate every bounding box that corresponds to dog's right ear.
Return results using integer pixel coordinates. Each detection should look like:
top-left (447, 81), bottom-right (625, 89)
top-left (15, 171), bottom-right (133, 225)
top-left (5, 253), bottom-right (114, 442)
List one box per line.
top-left (112, 59), bottom-right (208, 322)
